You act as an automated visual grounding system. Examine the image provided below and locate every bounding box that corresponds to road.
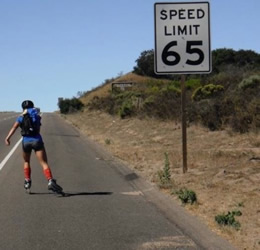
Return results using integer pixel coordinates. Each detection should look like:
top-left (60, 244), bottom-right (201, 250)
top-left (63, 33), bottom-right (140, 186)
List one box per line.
top-left (0, 112), bottom-right (236, 250)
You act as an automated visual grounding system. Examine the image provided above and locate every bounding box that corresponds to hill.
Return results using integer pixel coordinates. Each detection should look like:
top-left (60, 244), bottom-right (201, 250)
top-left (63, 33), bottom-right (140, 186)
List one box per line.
top-left (79, 72), bottom-right (173, 106)
top-left (60, 48), bottom-right (258, 133)
top-left (78, 71), bottom-right (259, 133)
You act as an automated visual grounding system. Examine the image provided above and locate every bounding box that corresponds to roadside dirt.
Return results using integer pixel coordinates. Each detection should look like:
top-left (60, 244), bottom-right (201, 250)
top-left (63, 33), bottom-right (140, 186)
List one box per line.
top-left (63, 110), bottom-right (260, 250)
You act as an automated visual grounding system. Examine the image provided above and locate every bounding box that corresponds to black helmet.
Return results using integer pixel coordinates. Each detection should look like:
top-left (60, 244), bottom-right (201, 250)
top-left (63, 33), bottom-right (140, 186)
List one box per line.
top-left (21, 100), bottom-right (34, 110)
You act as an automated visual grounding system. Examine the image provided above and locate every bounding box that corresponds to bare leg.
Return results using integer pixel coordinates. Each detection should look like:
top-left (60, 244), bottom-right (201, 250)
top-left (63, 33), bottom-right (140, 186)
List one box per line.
top-left (23, 151), bottom-right (31, 179)
top-left (35, 148), bottom-right (49, 170)
top-left (35, 148), bottom-right (63, 193)
top-left (35, 148), bottom-right (53, 180)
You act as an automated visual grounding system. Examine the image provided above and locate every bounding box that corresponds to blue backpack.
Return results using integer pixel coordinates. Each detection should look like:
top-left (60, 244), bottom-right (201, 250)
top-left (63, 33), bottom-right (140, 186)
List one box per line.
top-left (20, 108), bottom-right (41, 136)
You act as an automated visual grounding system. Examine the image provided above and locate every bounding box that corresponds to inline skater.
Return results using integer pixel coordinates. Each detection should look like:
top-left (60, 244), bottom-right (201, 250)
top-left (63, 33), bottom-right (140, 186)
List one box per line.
top-left (5, 100), bottom-right (63, 194)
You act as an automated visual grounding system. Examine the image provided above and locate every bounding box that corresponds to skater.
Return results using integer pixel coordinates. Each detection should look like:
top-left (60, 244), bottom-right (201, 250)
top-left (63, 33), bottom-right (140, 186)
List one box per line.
top-left (5, 100), bottom-right (63, 194)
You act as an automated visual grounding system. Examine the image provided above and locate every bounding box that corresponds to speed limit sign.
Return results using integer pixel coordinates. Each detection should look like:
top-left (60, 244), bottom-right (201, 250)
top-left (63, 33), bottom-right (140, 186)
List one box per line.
top-left (154, 2), bottom-right (211, 74)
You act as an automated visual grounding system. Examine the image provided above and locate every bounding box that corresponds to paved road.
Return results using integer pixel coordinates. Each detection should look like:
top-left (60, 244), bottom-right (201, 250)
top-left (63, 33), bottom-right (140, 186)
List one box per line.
top-left (0, 113), bottom-right (236, 250)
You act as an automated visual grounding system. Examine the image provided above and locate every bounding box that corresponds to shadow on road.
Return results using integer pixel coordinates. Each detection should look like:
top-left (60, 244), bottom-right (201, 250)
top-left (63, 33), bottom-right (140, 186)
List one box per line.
top-left (29, 191), bottom-right (113, 197)
top-left (63, 192), bottom-right (113, 197)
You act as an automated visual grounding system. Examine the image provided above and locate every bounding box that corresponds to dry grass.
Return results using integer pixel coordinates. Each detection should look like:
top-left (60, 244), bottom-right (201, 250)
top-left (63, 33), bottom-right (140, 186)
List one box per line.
top-left (63, 109), bottom-right (260, 250)
top-left (79, 72), bottom-right (174, 106)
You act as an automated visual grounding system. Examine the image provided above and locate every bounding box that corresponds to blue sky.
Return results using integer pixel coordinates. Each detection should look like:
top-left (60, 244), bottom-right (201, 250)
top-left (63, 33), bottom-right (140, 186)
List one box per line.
top-left (0, 0), bottom-right (259, 112)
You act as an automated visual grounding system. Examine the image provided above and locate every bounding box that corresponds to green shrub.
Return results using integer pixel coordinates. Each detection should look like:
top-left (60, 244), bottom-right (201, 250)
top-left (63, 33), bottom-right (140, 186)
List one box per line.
top-left (177, 188), bottom-right (197, 204)
top-left (119, 100), bottom-right (133, 119)
top-left (58, 97), bottom-right (84, 114)
top-left (86, 63), bottom-right (259, 132)
top-left (215, 210), bottom-right (242, 230)
top-left (192, 84), bottom-right (224, 101)
top-left (238, 75), bottom-right (260, 90)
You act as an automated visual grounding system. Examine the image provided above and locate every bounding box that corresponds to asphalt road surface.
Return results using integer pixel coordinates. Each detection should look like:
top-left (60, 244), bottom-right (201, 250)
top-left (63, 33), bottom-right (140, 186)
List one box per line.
top-left (0, 112), bottom-right (236, 250)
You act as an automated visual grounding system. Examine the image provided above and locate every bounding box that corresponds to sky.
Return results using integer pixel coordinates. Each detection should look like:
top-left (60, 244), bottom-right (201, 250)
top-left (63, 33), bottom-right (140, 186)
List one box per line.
top-left (0, 0), bottom-right (259, 112)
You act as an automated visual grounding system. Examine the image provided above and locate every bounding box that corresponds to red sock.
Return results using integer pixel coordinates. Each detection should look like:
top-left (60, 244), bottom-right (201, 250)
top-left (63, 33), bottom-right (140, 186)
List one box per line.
top-left (43, 168), bottom-right (53, 180)
top-left (24, 167), bottom-right (31, 180)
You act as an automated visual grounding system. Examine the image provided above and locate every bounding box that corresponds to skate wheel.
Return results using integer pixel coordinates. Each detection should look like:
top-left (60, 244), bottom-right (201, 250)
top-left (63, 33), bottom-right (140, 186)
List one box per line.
top-left (55, 191), bottom-right (66, 197)
top-left (25, 189), bottom-right (31, 194)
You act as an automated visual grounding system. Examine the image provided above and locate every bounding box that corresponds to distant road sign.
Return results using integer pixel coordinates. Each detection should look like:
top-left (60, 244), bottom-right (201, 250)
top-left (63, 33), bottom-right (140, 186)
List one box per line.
top-left (154, 2), bottom-right (211, 74)
top-left (111, 82), bottom-right (134, 91)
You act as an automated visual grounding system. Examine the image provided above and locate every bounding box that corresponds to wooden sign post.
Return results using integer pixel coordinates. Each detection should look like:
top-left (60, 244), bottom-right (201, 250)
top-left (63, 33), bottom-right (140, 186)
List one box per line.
top-left (181, 75), bottom-right (187, 173)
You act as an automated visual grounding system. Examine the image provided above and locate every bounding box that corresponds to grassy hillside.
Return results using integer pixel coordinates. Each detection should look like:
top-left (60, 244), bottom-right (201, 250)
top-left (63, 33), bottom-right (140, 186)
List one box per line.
top-left (59, 48), bottom-right (260, 134)
top-left (79, 72), bottom-right (173, 106)
top-left (81, 71), bottom-right (259, 133)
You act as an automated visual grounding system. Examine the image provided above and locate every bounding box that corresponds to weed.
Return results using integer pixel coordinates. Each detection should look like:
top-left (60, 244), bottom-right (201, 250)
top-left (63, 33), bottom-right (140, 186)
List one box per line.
top-left (157, 152), bottom-right (171, 188)
top-left (215, 210), bottom-right (242, 230)
top-left (237, 202), bottom-right (244, 208)
top-left (177, 188), bottom-right (197, 205)
top-left (163, 152), bottom-right (171, 180)
top-left (105, 139), bottom-right (111, 145)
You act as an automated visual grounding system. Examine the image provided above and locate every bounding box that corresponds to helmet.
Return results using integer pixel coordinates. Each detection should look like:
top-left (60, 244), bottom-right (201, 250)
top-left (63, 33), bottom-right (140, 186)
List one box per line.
top-left (21, 100), bottom-right (34, 110)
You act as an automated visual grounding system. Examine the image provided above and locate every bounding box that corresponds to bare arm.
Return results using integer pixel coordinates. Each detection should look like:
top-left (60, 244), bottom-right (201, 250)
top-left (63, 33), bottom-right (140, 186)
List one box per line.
top-left (5, 121), bottom-right (20, 146)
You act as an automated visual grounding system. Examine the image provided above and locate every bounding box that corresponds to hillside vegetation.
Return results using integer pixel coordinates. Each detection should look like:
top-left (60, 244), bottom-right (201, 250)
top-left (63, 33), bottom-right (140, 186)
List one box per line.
top-left (59, 48), bottom-right (260, 133)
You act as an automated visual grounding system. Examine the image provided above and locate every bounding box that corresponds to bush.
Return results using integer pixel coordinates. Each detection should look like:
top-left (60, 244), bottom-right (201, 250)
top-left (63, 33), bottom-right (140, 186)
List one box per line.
top-left (215, 210), bottom-right (242, 230)
top-left (177, 188), bottom-right (197, 204)
top-left (105, 138), bottom-right (111, 145)
top-left (86, 63), bottom-right (259, 132)
top-left (238, 75), bottom-right (260, 90)
top-left (192, 84), bottom-right (224, 101)
top-left (188, 99), bottom-right (223, 131)
top-left (119, 100), bottom-right (133, 119)
top-left (58, 97), bottom-right (84, 114)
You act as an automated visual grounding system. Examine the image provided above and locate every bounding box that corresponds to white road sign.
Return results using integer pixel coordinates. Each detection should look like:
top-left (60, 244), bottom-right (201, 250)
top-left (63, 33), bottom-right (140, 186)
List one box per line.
top-left (154, 2), bottom-right (211, 74)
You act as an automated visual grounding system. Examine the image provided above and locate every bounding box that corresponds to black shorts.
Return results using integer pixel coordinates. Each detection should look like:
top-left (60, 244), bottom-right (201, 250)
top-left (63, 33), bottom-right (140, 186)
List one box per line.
top-left (22, 140), bottom-right (45, 153)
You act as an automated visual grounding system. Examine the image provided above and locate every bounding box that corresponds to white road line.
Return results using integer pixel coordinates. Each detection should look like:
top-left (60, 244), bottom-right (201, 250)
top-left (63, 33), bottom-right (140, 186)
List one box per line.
top-left (0, 138), bottom-right (22, 171)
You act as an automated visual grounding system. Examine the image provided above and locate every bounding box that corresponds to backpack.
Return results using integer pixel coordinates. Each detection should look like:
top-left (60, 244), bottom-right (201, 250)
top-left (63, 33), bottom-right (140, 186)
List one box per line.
top-left (20, 108), bottom-right (40, 136)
